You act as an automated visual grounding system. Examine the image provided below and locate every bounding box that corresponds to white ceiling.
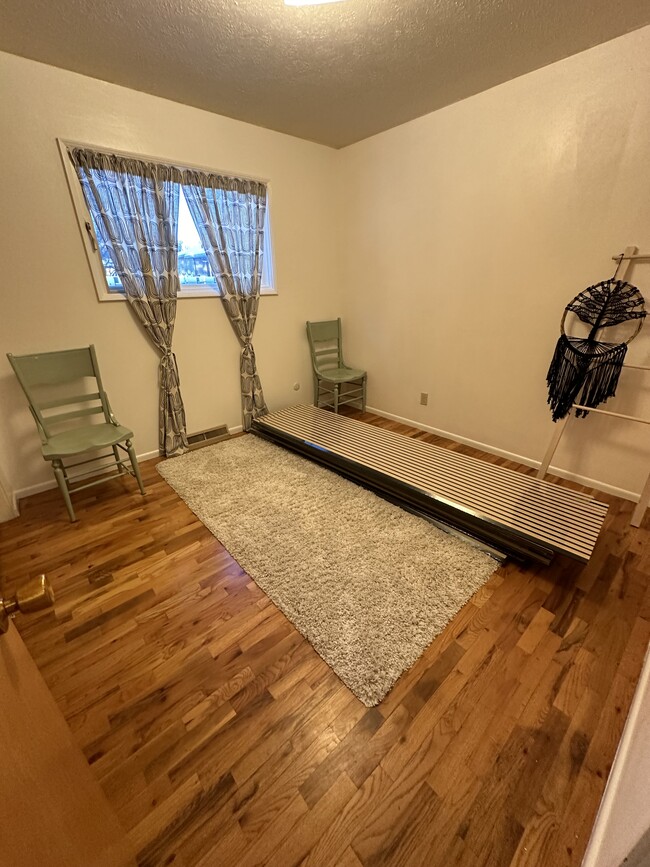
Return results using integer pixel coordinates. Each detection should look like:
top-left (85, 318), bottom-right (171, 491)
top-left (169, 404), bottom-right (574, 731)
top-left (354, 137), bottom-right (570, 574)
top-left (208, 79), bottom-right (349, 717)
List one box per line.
top-left (1, 0), bottom-right (648, 148)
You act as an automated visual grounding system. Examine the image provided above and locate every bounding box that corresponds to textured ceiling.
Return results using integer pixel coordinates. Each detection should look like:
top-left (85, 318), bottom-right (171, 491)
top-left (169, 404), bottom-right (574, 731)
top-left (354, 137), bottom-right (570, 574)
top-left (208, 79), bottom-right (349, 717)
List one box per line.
top-left (1, 0), bottom-right (649, 148)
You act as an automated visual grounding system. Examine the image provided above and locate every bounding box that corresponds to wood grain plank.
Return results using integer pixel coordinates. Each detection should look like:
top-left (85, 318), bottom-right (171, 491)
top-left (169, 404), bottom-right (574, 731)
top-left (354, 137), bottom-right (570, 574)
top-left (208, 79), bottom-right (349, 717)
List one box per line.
top-left (2, 408), bottom-right (647, 867)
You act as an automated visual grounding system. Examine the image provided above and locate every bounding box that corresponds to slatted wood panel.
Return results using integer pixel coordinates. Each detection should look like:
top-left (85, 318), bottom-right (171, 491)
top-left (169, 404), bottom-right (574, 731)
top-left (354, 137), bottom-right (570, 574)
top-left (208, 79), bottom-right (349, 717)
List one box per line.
top-left (254, 405), bottom-right (608, 562)
top-left (1, 408), bottom-right (648, 867)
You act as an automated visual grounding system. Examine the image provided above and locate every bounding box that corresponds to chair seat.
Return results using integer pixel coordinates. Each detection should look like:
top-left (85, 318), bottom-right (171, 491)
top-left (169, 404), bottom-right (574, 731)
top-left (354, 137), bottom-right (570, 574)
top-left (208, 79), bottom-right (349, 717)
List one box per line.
top-left (317, 367), bottom-right (366, 384)
top-left (42, 423), bottom-right (134, 459)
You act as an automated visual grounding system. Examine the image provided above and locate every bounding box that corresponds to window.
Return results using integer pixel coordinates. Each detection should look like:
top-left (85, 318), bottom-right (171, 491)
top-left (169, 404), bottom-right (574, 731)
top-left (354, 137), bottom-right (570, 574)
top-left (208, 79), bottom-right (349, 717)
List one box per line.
top-left (59, 140), bottom-right (276, 301)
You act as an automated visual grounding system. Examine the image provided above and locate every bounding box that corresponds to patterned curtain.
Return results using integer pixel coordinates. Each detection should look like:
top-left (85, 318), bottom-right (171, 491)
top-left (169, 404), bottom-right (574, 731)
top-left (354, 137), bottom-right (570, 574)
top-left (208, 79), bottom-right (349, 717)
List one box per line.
top-left (183, 172), bottom-right (268, 432)
top-left (69, 148), bottom-right (188, 457)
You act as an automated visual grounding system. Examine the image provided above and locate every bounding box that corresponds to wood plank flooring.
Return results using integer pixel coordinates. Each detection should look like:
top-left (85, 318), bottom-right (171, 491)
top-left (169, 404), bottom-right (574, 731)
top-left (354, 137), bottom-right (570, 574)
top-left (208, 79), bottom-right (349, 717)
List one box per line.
top-left (1, 408), bottom-right (649, 867)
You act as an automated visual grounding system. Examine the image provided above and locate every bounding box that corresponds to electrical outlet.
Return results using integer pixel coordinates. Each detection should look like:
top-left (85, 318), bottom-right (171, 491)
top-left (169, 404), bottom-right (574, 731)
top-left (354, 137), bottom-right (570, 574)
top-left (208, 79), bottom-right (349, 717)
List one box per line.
top-left (420, 392), bottom-right (428, 406)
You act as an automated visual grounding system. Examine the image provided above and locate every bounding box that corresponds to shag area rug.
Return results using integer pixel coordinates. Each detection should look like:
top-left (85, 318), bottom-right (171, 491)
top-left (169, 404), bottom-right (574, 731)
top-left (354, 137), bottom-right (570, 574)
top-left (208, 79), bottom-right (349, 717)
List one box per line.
top-left (157, 435), bottom-right (499, 706)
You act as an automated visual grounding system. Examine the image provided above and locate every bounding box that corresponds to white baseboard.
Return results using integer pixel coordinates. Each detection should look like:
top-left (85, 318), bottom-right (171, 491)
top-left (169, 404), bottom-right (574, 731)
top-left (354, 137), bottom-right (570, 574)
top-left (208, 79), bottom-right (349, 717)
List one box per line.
top-left (366, 405), bottom-right (639, 503)
top-left (14, 478), bottom-right (57, 502)
top-left (14, 447), bottom-right (163, 504)
top-left (11, 415), bottom-right (636, 507)
top-left (138, 449), bottom-right (160, 462)
top-left (12, 430), bottom-right (244, 507)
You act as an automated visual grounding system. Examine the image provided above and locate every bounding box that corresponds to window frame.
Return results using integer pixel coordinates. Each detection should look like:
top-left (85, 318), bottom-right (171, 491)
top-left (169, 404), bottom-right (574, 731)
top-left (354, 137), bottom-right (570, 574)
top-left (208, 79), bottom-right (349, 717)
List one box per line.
top-left (57, 138), bottom-right (278, 302)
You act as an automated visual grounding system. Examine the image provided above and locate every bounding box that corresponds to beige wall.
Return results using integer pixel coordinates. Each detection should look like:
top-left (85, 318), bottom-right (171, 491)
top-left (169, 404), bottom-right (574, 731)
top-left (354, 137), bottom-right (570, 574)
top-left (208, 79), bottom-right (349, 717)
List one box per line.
top-left (0, 51), bottom-right (343, 497)
top-left (338, 26), bottom-right (650, 498)
top-left (2, 26), bottom-right (650, 505)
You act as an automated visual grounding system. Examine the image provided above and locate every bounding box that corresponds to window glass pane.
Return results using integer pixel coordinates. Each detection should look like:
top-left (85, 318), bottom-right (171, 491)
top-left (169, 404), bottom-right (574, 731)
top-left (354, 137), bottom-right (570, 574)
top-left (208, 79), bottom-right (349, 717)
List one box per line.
top-left (94, 223), bottom-right (123, 292)
top-left (178, 188), bottom-right (218, 289)
top-left (93, 186), bottom-right (273, 294)
top-left (261, 207), bottom-right (273, 289)
top-left (103, 258), bottom-right (123, 290)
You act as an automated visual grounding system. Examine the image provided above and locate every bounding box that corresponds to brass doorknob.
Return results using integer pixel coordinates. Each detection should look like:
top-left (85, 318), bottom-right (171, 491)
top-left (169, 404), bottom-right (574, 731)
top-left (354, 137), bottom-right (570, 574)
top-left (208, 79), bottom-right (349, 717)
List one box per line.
top-left (0, 575), bottom-right (54, 634)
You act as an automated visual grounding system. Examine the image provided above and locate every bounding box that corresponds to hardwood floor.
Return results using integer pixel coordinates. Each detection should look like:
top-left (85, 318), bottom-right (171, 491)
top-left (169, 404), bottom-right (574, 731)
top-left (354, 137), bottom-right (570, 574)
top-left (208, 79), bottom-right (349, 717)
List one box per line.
top-left (1, 408), bottom-right (649, 867)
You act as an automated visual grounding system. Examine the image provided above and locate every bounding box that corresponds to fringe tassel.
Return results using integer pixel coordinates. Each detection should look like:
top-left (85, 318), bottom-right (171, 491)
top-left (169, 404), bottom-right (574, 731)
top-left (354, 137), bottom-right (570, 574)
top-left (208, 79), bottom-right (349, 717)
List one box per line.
top-left (546, 334), bottom-right (627, 422)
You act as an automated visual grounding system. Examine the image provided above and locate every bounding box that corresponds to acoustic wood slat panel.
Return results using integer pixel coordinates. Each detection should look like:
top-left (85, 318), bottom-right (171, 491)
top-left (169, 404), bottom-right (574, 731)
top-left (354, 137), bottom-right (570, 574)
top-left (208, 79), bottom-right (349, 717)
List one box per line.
top-left (254, 405), bottom-right (608, 562)
top-left (272, 412), bottom-right (604, 537)
top-left (261, 406), bottom-right (604, 558)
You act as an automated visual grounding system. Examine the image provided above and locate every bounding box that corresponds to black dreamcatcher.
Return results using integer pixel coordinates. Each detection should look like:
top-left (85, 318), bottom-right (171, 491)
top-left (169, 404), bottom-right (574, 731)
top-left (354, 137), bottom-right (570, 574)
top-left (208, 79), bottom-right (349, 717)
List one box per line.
top-left (546, 274), bottom-right (646, 422)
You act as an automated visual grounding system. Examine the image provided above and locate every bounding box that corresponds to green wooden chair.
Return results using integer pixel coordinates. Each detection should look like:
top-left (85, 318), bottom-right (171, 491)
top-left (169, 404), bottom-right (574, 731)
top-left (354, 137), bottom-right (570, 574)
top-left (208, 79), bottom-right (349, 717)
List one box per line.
top-left (306, 318), bottom-right (367, 412)
top-left (7, 345), bottom-right (145, 522)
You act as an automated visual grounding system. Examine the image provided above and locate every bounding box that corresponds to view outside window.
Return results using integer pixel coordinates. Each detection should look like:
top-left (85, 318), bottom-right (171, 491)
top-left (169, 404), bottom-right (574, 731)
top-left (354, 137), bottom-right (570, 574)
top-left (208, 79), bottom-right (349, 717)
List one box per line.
top-left (177, 190), bottom-right (219, 289)
top-left (99, 188), bottom-right (218, 292)
top-left (97, 187), bottom-right (272, 293)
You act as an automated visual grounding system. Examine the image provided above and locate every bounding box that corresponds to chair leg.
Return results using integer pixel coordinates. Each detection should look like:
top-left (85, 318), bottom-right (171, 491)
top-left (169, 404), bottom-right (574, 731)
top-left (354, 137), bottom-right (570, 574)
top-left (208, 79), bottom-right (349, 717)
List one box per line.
top-left (113, 445), bottom-right (124, 473)
top-left (126, 440), bottom-right (145, 495)
top-left (52, 459), bottom-right (76, 522)
top-left (334, 383), bottom-right (339, 413)
top-left (313, 374), bottom-right (320, 407)
top-left (362, 375), bottom-right (367, 412)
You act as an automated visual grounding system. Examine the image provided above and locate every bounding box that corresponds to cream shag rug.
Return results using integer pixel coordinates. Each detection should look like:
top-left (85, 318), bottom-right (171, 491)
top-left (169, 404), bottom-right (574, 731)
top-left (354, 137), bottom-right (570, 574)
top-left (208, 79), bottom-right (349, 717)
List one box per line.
top-left (157, 435), bottom-right (499, 706)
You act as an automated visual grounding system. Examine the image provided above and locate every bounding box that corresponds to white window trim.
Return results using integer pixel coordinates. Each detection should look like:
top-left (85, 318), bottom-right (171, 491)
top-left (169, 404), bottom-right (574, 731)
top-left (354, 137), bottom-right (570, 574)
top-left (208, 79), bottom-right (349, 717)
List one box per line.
top-left (57, 138), bottom-right (278, 302)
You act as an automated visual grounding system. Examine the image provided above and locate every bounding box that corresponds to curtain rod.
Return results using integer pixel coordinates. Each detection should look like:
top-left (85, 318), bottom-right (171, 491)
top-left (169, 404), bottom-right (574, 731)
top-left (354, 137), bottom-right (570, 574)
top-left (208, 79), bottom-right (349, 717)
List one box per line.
top-left (58, 138), bottom-right (271, 186)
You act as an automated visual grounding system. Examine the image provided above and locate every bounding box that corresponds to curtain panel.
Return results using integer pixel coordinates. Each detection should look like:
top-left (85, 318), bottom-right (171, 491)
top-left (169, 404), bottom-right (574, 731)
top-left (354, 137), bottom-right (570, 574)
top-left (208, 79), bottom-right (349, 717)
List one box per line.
top-left (69, 147), bottom-right (189, 457)
top-left (183, 171), bottom-right (269, 431)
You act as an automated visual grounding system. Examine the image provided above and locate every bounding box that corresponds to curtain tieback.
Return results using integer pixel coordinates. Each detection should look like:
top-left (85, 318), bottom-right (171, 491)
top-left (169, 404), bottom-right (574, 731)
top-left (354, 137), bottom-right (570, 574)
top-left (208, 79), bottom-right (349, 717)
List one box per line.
top-left (240, 341), bottom-right (257, 378)
top-left (159, 349), bottom-right (178, 389)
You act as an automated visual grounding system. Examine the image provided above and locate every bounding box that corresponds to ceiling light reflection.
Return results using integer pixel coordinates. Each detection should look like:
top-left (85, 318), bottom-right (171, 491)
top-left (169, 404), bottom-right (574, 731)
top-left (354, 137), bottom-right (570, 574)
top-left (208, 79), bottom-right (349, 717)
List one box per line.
top-left (284, 0), bottom-right (347, 6)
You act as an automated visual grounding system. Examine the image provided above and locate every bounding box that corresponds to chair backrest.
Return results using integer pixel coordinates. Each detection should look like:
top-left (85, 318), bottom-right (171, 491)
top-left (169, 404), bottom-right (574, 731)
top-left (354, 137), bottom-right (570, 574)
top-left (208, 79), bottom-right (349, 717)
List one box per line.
top-left (306, 319), bottom-right (344, 374)
top-left (7, 346), bottom-right (112, 441)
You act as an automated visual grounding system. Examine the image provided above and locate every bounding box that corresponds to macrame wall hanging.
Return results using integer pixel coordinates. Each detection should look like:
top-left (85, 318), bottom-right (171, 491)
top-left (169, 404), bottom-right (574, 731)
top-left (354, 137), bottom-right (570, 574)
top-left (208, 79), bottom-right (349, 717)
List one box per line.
top-left (539, 244), bottom-right (650, 530)
top-left (546, 276), bottom-right (646, 422)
